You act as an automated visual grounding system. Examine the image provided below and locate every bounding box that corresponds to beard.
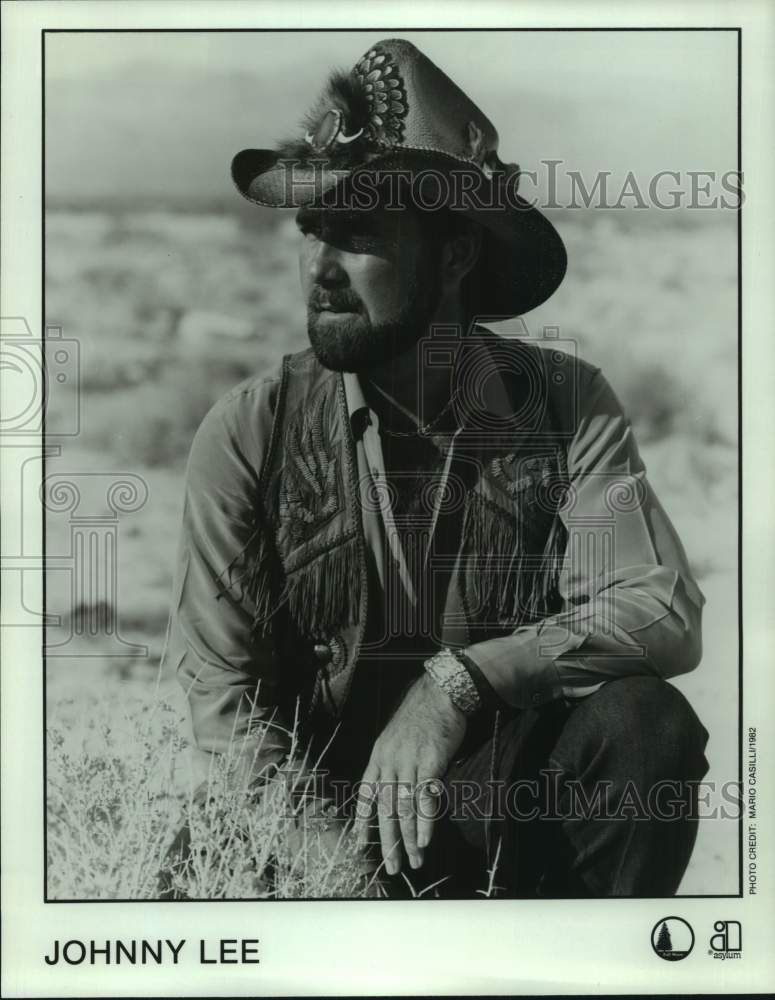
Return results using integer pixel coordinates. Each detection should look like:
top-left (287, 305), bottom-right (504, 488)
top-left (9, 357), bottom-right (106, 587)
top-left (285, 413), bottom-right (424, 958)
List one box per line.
top-left (306, 265), bottom-right (442, 374)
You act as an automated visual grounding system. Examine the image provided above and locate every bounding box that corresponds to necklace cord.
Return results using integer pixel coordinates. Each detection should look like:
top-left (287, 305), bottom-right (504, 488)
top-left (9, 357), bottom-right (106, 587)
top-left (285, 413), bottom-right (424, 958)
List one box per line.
top-left (366, 377), bottom-right (462, 437)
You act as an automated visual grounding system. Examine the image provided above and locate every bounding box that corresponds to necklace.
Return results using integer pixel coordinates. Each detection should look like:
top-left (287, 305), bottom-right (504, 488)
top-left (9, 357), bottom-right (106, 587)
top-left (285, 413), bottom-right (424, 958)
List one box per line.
top-left (366, 378), bottom-right (462, 438)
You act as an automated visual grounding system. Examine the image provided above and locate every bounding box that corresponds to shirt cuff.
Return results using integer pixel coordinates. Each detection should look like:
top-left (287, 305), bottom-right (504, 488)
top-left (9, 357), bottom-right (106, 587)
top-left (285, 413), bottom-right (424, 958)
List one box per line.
top-left (454, 649), bottom-right (503, 711)
top-left (462, 625), bottom-right (584, 709)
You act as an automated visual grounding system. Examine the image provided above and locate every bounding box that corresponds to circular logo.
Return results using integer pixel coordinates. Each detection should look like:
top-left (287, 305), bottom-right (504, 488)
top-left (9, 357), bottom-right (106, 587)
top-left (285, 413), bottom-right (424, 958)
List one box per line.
top-left (651, 916), bottom-right (695, 961)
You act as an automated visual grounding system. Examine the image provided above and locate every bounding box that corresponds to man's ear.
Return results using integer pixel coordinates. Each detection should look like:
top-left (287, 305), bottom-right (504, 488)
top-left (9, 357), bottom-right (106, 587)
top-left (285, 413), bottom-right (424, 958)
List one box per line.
top-left (441, 222), bottom-right (483, 288)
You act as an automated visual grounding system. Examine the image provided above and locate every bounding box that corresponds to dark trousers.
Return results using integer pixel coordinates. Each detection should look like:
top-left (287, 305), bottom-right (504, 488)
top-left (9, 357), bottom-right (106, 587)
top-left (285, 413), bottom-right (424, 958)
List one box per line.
top-left (363, 675), bottom-right (709, 898)
top-left (161, 674), bottom-right (709, 899)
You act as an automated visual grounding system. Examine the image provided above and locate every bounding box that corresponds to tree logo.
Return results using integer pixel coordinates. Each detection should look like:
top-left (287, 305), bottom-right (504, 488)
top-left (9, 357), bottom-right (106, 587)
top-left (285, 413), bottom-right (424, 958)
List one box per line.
top-left (651, 916), bottom-right (695, 961)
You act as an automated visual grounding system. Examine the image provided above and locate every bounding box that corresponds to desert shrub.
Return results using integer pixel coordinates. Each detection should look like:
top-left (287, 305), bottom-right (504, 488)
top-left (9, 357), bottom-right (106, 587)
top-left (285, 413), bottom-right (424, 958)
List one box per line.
top-left (46, 684), bottom-right (477, 901)
top-left (47, 695), bottom-right (186, 899)
top-left (46, 689), bottom-right (383, 900)
top-left (609, 360), bottom-right (688, 444)
top-left (124, 414), bottom-right (189, 469)
top-left (81, 356), bottom-right (239, 468)
top-left (78, 342), bottom-right (162, 392)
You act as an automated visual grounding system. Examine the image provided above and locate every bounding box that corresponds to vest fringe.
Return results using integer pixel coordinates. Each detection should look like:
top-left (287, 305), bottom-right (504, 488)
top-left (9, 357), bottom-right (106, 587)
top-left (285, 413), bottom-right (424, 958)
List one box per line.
top-left (284, 533), bottom-right (361, 638)
top-left (227, 484), bottom-right (567, 641)
top-left (461, 491), bottom-right (566, 627)
top-left (461, 492), bottom-right (518, 625)
top-left (524, 511), bottom-right (567, 621)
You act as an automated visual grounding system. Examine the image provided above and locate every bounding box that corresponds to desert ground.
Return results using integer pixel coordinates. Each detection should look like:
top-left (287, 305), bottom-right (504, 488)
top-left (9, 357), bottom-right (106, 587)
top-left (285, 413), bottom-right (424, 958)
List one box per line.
top-left (44, 204), bottom-right (738, 897)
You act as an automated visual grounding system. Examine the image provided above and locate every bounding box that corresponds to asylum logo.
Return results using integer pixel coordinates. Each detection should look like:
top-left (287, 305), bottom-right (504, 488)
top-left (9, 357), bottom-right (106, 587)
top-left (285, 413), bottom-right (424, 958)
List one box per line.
top-left (709, 920), bottom-right (742, 960)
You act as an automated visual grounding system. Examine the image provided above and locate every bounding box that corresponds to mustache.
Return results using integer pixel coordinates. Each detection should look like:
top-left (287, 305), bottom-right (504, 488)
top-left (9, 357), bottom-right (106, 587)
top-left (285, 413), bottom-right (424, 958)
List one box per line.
top-left (308, 286), bottom-right (364, 313)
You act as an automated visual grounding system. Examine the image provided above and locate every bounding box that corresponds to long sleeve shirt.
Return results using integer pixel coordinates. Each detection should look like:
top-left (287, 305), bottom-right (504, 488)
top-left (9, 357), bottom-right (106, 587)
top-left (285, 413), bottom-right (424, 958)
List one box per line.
top-left (164, 343), bottom-right (704, 781)
top-left (342, 362), bottom-right (705, 710)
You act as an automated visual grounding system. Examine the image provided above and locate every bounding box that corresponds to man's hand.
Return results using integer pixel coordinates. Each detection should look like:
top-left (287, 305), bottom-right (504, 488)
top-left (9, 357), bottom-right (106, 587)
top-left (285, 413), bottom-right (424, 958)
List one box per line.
top-left (354, 673), bottom-right (467, 874)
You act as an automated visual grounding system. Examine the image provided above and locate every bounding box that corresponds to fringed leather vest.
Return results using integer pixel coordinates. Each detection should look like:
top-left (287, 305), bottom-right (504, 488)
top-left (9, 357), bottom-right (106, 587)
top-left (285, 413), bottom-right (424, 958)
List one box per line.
top-left (241, 334), bottom-right (571, 721)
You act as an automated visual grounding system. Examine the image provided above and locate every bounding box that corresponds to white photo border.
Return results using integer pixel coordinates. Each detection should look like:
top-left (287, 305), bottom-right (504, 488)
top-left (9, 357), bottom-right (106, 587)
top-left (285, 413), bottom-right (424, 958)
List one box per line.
top-left (2, 1), bottom-right (773, 996)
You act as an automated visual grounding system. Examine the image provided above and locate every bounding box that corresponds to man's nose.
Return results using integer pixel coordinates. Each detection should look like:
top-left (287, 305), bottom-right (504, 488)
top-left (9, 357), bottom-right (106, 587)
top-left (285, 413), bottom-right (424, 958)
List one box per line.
top-left (308, 240), bottom-right (347, 287)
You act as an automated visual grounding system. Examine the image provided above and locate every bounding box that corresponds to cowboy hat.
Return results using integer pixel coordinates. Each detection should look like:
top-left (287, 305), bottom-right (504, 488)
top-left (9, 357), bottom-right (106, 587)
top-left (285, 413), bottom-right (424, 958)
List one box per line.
top-left (231, 38), bottom-right (566, 319)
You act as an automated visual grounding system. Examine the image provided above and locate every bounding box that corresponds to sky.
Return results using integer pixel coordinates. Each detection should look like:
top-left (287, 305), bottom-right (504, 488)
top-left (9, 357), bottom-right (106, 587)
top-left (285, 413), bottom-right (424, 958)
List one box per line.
top-left (44, 30), bottom-right (738, 206)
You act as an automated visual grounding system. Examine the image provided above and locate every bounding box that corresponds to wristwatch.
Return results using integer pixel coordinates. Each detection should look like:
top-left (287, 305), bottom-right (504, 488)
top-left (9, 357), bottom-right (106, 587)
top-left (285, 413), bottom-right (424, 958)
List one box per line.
top-left (424, 647), bottom-right (483, 716)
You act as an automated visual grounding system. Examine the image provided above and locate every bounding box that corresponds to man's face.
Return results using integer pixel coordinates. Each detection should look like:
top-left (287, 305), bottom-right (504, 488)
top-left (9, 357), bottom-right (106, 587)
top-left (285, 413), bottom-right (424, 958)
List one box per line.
top-left (296, 204), bottom-right (442, 372)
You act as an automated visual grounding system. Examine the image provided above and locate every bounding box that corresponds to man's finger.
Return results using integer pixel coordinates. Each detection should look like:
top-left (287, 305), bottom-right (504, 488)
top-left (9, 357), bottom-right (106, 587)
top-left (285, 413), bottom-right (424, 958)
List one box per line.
top-left (416, 776), bottom-right (446, 851)
top-left (396, 774), bottom-right (421, 869)
top-left (377, 776), bottom-right (402, 875)
top-left (353, 768), bottom-right (379, 847)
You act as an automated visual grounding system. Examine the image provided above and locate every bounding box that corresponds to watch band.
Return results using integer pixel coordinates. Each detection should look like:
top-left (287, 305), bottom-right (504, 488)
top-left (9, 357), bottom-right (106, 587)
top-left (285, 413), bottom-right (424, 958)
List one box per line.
top-left (424, 648), bottom-right (483, 716)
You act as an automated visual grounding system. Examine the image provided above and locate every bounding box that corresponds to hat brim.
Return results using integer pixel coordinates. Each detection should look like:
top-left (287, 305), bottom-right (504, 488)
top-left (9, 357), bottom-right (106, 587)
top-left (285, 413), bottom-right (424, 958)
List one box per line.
top-left (231, 147), bottom-right (566, 319)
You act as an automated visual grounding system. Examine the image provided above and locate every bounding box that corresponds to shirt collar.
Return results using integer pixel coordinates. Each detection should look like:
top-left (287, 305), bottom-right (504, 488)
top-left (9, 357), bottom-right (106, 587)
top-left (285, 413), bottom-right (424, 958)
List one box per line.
top-left (343, 369), bottom-right (368, 424)
top-left (341, 328), bottom-right (516, 439)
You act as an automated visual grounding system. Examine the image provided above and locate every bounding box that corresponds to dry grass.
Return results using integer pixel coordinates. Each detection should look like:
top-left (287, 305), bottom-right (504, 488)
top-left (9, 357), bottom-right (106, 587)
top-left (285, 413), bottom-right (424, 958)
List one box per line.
top-left (47, 693), bottom-right (184, 899)
top-left (46, 688), bottom-right (383, 900)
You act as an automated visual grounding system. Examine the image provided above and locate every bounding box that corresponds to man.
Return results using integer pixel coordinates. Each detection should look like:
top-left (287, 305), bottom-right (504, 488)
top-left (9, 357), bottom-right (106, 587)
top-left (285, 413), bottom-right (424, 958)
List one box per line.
top-left (160, 38), bottom-right (708, 898)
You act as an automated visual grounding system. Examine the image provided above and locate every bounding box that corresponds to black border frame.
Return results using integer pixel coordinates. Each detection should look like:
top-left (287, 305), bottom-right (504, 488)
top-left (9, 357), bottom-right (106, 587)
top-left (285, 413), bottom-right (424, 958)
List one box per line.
top-left (40, 25), bottom-right (744, 904)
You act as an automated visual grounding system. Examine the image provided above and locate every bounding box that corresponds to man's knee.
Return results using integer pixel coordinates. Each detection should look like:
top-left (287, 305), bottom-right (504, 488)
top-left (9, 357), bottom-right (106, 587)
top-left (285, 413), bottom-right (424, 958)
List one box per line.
top-left (595, 675), bottom-right (704, 739)
top-left (558, 675), bottom-right (709, 784)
